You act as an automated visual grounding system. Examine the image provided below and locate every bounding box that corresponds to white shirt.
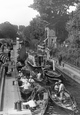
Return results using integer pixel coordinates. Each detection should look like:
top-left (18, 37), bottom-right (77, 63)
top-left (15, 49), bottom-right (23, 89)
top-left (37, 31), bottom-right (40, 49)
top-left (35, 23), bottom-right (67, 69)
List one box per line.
top-left (54, 84), bottom-right (59, 91)
top-left (59, 83), bottom-right (65, 92)
top-left (22, 99), bottom-right (36, 107)
top-left (37, 73), bottom-right (41, 79)
top-left (29, 78), bottom-right (34, 83)
top-left (20, 78), bottom-right (28, 84)
top-left (21, 82), bottom-right (31, 89)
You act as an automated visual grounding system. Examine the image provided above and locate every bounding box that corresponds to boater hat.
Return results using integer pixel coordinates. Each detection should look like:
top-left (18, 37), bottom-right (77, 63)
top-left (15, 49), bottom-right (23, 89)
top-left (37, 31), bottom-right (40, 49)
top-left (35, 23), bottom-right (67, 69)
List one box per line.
top-left (55, 80), bottom-right (61, 85)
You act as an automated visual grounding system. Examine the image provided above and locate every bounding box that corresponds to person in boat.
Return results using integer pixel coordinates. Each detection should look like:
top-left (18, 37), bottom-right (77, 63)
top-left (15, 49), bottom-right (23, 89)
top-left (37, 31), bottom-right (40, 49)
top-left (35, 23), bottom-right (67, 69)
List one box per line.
top-left (18, 75), bottom-right (27, 86)
top-left (20, 78), bottom-right (31, 90)
top-left (18, 71), bottom-right (23, 78)
top-left (22, 99), bottom-right (38, 111)
top-left (54, 80), bottom-right (65, 102)
top-left (19, 75), bottom-right (28, 84)
top-left (36, 71), bottom-right (42, 80)
top-left (29, 75), bottom-right (35, 83)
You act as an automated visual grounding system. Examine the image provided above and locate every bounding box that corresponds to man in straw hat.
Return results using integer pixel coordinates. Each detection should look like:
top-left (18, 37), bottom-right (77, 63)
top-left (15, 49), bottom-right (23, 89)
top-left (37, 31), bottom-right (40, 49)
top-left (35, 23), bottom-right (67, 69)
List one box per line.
top-left (54, 80), bottom-right (65, 102)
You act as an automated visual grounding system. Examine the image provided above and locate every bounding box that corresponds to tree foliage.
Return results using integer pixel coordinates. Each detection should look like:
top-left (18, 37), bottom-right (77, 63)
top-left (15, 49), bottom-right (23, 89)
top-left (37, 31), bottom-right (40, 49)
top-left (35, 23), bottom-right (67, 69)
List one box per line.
top-left (19, 25), bottom-right (26, 32)
top-left (30, 17), bottom-right (45, 39)
top-left (66, 4), bottom-right (80, 47)
top-left (0, 22), bottom-right (18, 40)
top-left (29, 0), bottom-right (79, 44)
top-left (30, 0), bottom-right (79, 21)
top-left (23, 17), bottom-right (45, 49)
top-left (55, 4), bottom-right (80, 67)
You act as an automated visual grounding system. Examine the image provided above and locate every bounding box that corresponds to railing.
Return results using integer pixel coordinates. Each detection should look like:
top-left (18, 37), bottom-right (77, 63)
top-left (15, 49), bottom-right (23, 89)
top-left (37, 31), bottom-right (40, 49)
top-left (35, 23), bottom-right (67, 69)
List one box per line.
top-left (0, 65), bottom-right (5, 111)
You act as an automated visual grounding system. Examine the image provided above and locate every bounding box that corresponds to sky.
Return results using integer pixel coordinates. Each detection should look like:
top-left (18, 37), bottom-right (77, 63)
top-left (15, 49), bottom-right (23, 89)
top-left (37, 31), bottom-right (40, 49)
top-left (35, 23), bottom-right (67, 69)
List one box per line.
top-left (0, 0), bottom-right (39, 26)
top-left (0, 0), bottom-right (76, 27)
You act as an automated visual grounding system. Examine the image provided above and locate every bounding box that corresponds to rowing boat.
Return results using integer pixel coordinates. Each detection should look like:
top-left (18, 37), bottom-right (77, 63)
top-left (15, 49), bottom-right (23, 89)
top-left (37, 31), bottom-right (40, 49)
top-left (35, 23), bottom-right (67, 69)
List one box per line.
top-left (22, 87), bottom-right (48, 115)
top-left (49, 89), bottom-right (77, 112)
top-left (20, 88), bottom-right (33, 100)
top-left (31, 87), bottom-right (49, 115)
top-left (19, 81), bottom-right (43, 101)
top-left (45, 70), bottom-right (62, 83)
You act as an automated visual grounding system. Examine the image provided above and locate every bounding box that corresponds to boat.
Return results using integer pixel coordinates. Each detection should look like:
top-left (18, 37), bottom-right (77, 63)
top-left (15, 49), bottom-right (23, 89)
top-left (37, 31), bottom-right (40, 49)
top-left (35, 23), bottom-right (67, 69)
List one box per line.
top-left (27, 53), bottom-right (43, 71)
top-left (32, 88), bottom-right (48, 115)
top-left (22, 87), bottom-right (49, 115)
top-left (20, 87), bottom-right (33, 101)
top-left (21, 69), bottom-right (31, 79)
top-left (27, 59), bottom-right (42, 73)
top-left (45, 70), bottom-right (62, 83)
top-left (32, 71), bottom-right (61, 87)
top-left (19, 81), bottom-right (42, 101)
top-left (49, 88), bottom-right (77, 112)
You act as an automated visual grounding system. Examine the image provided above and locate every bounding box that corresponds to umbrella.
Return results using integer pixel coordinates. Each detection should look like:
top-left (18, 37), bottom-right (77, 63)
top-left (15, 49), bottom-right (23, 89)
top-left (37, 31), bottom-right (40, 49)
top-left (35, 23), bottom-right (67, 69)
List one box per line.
top-left (0, 53), bottom-right (9, 63)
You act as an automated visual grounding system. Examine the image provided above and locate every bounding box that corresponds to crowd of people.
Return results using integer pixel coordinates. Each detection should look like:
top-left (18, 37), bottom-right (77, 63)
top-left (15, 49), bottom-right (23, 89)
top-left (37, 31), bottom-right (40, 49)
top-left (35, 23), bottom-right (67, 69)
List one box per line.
top-left (18, 70), bottom-right (35, 91)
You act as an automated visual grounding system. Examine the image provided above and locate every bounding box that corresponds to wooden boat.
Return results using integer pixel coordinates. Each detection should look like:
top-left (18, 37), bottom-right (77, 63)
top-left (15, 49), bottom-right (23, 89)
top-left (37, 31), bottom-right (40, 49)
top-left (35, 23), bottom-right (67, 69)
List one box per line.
top-left (20, 82), bottom-right (42, 101)
top-left (31, 71), bottom-right (61, 88)
top-left (25, 87), bottom-right (49, 115)
top-left (32, 88), bottom-right (48, 115)
top-left (20, 88), bottom-right (33, 100)
top-left (27, 53), bottom-right (43, 71)
top-left (21, 69), bottom-right (30, 79)
top-left (49, 89), bottom-right (77, 112)
top-left (27, 60), bottom-right (42, 71)
top-left (45, 70), bottom-right (62, 81)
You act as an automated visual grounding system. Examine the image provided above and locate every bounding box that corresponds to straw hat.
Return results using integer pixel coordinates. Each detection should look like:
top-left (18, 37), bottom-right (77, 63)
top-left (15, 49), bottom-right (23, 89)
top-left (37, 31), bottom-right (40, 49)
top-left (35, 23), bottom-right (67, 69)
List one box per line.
top-left (55, 80), bottom-right (61, 85)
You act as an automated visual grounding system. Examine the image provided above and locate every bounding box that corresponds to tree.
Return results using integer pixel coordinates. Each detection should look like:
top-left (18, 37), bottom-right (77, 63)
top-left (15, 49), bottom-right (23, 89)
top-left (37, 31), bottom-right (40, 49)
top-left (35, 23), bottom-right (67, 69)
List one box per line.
top-left (30, 17), bottom-right (45, 40)
top-left (0, 22), bottom-right (18, 40)
top-left (29, 0), bottom-right (79, 44)
top-left (66, 3), bottom-right (80, 47)
top-left (19, 25), bottom-right (26, 32)
top-left (56, 4), bottom-right (80, 67)
top-left (0, 31), bottom-right (5, 38)
top-left (30, 0), bottom-right (79, 18)
top-left (23, 25), bottom-right (31, 46)
top-left (23, 17), bottom-right (45, 49)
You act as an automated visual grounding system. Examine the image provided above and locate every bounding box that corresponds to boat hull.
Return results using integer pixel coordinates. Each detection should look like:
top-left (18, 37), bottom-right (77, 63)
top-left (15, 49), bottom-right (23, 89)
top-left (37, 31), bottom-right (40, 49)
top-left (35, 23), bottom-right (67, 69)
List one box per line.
top-left (49, 89), bottom-right (77, 112)
top-left (32, 88), bottom-right (49, 115)
top-left (20, 89), bottom-right (33, 100)
top-left (45, 70), bottom-right (62, 82)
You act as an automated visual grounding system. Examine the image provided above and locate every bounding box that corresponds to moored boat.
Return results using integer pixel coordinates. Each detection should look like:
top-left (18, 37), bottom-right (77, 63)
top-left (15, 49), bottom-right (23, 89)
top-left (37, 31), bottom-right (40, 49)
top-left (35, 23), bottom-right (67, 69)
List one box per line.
top-left (20, 88), bottom-right (33, 100)
top-left (32, 88), bottom-right (48, 115)
top-left (27, 53), bottom-right (44, 71)
top-left (45, 70), bottom-right (62, 82)
top-left (49, 88), bottom-right (78, 112)
top-left (20, 80), bottom-right (42, 101)
top-left (22, 87), bottom-right (49, 115)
